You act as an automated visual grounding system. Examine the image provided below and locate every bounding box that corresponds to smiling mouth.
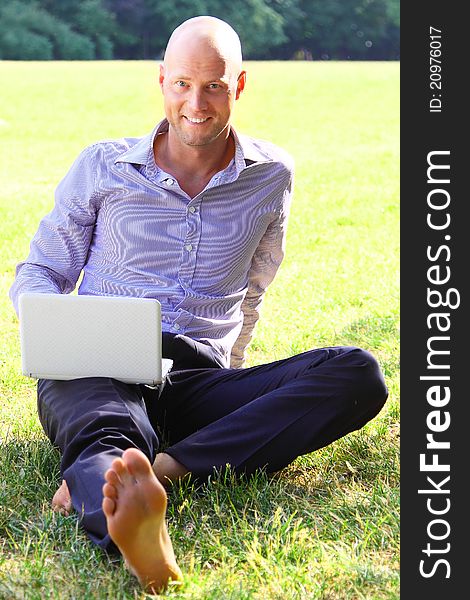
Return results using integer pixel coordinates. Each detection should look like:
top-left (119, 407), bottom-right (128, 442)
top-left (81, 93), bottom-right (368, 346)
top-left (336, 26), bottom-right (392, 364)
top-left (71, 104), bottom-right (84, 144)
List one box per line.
top-left (184, 116), bottom-right (210, 124)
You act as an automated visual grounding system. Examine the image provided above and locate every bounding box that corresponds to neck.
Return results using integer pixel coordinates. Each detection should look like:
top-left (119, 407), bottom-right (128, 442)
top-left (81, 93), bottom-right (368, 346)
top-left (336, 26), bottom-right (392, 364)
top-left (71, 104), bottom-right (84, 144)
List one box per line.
top-left (154, 126), bottom-right (235, 181)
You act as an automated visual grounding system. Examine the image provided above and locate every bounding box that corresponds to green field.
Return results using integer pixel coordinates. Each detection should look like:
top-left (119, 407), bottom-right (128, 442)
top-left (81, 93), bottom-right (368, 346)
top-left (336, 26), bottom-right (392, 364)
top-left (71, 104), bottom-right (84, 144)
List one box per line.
top-left (0, 61), bottom-right (399, 599)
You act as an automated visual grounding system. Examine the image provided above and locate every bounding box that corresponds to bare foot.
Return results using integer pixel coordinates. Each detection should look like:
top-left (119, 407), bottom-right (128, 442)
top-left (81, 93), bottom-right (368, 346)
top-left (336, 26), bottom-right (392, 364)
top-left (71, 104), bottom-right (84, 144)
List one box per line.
top-left (102, 448), bottom-right (183, 594)
top-left (52, 479), bottom-right (72, 516)
top-left (153, 452), bottom-right (189, 488)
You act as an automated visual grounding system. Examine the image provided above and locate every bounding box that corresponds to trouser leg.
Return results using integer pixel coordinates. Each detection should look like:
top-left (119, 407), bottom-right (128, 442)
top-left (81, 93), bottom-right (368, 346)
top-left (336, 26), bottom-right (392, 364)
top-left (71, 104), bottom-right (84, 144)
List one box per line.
top-left (37, 377), bottom-right (159, 551)
top-left (158, 346), bottom-right (388, 478)
top-left (162, 333), bottom-right (227, 369)
top-left (36, 335), bottom-right (225, 551)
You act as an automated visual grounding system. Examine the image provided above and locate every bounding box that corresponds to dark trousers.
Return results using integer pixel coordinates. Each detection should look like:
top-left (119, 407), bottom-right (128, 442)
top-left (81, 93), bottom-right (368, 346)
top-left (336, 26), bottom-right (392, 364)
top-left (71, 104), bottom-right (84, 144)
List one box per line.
top-left (37, 335), bottom-right (388, 551)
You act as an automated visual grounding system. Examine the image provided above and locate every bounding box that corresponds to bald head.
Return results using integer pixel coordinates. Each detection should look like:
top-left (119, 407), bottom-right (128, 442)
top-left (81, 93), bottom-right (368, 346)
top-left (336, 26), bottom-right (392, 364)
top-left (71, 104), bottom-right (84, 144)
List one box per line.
top-left (164, 16), bottom-right (243, 74)
top-left (158, 16), bottom-right (246, 150)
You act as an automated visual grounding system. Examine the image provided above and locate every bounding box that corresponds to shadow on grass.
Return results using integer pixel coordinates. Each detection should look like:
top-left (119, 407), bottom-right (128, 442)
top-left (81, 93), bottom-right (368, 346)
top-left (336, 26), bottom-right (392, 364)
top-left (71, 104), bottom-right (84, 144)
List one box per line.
top-left (0, 402), bottom-right (399, 598)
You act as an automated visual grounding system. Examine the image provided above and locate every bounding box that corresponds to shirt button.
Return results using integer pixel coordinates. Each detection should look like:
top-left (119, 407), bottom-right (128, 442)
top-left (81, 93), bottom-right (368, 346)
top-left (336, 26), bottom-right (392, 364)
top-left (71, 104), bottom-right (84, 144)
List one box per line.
top-left (166, 178), bottom-right (175, 186)
top-left (173, 323), bottom-right (180, 330)
top-left (185, 244), bottom-right (193, 252)
top-left (188, 206), bottom-right (196, 214)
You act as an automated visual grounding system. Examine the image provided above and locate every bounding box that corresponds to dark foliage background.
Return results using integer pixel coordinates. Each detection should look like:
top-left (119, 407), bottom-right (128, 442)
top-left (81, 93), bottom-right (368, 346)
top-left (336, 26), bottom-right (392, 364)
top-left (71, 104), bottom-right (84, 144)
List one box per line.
top-left (0, 0), bottom-right (399, 60)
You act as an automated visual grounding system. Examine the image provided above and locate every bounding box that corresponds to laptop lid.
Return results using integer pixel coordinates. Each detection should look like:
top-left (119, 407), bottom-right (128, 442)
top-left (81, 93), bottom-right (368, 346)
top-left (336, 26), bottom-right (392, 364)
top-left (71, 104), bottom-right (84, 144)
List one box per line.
top-left (18, 293), bottom-right (172, 386)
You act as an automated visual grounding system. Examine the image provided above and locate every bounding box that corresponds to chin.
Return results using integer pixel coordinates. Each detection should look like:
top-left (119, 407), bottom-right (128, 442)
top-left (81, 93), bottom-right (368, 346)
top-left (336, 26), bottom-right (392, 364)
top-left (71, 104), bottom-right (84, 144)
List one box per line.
top-left (180, 129), bottom-right (223, 147)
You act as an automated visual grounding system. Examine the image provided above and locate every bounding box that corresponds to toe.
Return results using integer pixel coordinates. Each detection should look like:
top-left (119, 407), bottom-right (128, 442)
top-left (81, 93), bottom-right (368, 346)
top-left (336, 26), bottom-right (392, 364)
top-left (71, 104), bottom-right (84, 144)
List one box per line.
top-left (110, 457), bottom-right (126, 478)
top-left (103, 482), bottom-right (118, 500)
top-left (52, 503), bottom-right (69, 516)
top-left (105, 468), bottom-right (122, 487)
top-left (102, 496), bottom-right (116, 517)
top-left (123, 448), bottom-right (153, 480)
top-left (111, 455), bottom-right (136, 485)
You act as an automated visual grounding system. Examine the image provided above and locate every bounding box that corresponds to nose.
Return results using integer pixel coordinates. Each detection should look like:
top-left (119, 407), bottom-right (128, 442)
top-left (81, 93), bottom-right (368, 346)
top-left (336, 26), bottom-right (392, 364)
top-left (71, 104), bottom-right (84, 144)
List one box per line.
top-left (187, 88), bottom-right (208, 112)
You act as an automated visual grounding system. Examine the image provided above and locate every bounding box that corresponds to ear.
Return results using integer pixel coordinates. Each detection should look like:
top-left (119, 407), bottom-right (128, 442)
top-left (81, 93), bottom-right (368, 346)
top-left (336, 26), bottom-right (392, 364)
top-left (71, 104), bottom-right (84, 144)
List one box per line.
top-left (159, 63), bottom-right (165, 90)
top-left (235, 71), bottom-right (246, 100)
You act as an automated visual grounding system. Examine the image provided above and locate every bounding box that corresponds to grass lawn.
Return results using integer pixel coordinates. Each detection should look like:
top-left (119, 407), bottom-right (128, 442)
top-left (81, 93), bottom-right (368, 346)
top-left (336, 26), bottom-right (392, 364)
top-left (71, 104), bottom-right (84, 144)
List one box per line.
top-left (0, 60), bottom-right (399, 599)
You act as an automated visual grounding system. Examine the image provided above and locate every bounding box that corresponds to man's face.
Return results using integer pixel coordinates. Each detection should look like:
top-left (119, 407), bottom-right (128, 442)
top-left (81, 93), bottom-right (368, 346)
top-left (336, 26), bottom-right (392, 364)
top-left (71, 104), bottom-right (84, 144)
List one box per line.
top-left (160, 41), bottom-right (245, 147)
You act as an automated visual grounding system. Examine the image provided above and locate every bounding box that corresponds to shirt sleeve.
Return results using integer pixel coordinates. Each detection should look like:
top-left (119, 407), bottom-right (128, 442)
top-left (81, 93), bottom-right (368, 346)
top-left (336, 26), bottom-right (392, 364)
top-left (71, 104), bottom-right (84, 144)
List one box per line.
top-left (230, 171), bottom-right (294, 368)
top-left (9, 145), bottom-right (101, 315)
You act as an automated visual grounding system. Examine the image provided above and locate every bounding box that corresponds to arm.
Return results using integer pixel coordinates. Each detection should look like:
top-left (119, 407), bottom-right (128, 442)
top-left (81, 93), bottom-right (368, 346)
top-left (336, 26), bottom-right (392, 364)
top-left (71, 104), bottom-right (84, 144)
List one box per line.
top-left (230, 177), bottom-right (293, 368)
top-left (9, 145), bottom-right (100, 315)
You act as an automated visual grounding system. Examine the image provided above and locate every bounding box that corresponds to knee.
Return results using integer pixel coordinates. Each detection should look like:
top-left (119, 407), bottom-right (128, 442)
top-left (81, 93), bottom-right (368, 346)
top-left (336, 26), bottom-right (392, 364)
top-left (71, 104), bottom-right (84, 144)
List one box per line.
top-left (344, 347), bottom-right (389, 413)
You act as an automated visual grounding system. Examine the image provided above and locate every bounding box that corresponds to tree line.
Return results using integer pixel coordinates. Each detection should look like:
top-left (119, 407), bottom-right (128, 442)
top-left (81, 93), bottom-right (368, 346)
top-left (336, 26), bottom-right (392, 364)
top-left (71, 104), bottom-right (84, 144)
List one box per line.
top-left (0, 0), bottom-right (399, 61)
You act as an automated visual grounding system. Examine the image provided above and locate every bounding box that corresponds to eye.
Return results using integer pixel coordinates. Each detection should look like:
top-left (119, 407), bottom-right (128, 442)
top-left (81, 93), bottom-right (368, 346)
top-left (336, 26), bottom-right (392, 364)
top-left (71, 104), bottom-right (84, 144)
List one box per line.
top-left (175, 80), bottom-right (187, 87)
top-left (207, 83), bottom-right (221, 89)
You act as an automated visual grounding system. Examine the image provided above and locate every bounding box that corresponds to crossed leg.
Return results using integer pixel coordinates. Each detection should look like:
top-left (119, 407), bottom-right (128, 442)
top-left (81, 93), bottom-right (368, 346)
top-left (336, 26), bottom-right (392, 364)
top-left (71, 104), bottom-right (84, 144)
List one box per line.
top-left (52, 345), bottom-right (387, 509)
top-left (45, 345), bottom-right (387, 594)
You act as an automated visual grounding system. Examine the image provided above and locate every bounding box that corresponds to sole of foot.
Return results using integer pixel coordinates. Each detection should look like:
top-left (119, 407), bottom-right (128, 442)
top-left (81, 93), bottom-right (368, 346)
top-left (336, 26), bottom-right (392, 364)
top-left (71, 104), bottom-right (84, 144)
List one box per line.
top-left (102, 448), bottom-right (183, 594)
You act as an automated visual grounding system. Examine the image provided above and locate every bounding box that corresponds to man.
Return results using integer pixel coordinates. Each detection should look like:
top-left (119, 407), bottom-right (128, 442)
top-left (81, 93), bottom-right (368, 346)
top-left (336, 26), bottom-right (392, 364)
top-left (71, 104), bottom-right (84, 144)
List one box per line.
top-left (10, 16), bottom-right (388, 594)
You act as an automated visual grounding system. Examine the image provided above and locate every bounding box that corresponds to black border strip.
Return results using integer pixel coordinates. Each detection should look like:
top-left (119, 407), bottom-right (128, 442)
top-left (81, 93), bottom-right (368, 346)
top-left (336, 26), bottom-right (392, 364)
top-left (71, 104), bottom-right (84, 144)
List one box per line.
top-left (401, 4), bottom-right (466, 597)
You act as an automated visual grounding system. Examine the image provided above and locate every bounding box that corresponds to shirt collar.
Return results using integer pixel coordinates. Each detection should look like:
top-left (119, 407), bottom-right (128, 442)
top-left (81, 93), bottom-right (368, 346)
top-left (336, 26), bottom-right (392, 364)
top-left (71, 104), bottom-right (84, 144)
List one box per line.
top-left (231, 128), bottom-right (275, 166)
top-left (114, 120), bottom-right (167, 167)
top-left (115, 119), bottom-right (273, 173)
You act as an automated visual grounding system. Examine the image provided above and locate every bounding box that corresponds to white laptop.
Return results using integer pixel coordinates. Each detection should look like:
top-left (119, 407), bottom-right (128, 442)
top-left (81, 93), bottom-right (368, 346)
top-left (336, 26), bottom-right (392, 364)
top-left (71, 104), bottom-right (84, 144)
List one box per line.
top-left (18, 293), bottom-right (173, 386)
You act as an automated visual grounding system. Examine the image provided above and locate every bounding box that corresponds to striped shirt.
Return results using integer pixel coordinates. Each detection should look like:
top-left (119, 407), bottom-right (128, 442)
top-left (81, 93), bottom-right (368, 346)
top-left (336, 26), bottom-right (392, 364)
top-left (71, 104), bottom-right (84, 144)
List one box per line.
top-left (10, 119), bottom-right (294, 367)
